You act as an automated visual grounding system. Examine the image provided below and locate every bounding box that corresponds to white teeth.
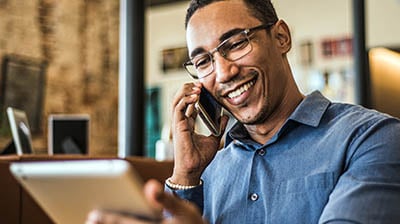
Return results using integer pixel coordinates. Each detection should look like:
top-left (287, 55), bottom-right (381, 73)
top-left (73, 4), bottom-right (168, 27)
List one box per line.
top-left (228, 80), bottom-right (255, 99)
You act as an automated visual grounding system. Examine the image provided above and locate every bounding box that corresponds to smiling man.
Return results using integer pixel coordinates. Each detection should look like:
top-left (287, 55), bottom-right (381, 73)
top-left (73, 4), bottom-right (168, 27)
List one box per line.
top-left (182, 0), bottom-right (303, 144)
top-left (87, 0), bottom-right (400, 223)
top-left (168, 0), bottom-right (400, 223)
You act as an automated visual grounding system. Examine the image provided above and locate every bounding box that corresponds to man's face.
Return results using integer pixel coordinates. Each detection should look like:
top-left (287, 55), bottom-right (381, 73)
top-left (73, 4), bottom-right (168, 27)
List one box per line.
top-left (186, 1), bottom-right (289, 125)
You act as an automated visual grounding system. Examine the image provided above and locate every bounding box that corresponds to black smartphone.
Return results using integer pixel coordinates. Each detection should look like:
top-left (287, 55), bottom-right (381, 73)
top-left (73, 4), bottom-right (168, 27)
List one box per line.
top-left (195, 87), bottom-right (223, 136)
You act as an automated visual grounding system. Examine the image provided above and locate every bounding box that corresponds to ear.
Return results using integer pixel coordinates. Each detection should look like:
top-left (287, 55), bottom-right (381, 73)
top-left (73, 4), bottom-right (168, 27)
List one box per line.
top-left (273, 20), bottom-right (292, 54)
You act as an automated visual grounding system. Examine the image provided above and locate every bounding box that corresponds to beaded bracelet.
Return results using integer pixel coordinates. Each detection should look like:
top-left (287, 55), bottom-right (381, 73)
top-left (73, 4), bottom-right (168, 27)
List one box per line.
top-left (165, 177), bottom-right (203, 190)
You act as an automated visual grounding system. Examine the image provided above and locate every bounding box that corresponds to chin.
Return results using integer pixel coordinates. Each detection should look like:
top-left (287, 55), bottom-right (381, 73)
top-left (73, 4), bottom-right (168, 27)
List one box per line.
top-left (235, 112), bottom-right (262, 125)
top-left (237, 103), bottom-right (270, 125)
top-left (239, 115), bottom-right (264, 125)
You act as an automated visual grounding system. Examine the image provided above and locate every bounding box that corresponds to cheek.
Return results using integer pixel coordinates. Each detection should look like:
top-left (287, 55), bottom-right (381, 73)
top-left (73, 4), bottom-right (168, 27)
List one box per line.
top-left (200, 75), bottom-right (216, 89)
top-left (241, 42), bottom-right (274, 74)
top-left (249, 45), bottom-right (286, 91)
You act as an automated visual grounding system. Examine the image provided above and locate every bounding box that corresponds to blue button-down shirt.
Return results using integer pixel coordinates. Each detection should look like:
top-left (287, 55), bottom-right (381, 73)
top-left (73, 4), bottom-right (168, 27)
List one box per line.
top-left (171, 91), bottom-right (400, 224)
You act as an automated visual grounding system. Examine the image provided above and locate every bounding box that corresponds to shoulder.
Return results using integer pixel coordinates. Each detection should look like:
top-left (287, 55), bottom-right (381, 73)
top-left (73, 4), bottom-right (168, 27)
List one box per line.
top-left (324, 102), bottom-right (400, 133)
top-left (326, 102), bottom-right (400, 161)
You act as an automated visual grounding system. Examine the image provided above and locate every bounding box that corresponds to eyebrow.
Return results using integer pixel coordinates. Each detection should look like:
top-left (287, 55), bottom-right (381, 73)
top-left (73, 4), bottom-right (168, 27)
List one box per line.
top-left (219, 28), bottom-right (243, 42)
top-left (190, 47), bottom-right (206, 59)
top-left (189, 27), bottom-right (244, 59)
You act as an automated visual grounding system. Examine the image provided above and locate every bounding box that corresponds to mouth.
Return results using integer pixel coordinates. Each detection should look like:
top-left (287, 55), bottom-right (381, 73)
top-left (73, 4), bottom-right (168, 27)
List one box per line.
top-left (218, 70), bottom-right (259, 106)
top-left (227, 79), bottom-right (256, 99)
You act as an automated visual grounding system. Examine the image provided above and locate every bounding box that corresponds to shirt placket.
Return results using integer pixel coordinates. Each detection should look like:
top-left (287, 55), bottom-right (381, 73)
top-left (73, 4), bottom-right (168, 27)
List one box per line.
top-left (234, 139), bottom-right (269, 223)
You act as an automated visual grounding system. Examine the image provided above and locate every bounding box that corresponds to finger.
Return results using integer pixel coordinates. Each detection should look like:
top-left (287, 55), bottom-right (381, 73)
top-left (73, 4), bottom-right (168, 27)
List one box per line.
top-left (143, 180), bottom-right (195, 216)
top-left (172, 83), bottom-right (201, 109)
top-left (155, 189), bottom-right (199, 216)
top-left (185, 103), bottom-right (198, 119)
top-left (143, 182), bottom-right (205, 224)
top-left (172, 83), bottom-right (201, 120)
top-left (86, 210), bottom-right (152, 224)
top-left (143, 180), bottom-right (187, 215)
top-left (173, 94), bottom-right (198, 125)
top-left (197, 114), bottom-right (229, 150)
top-left (143, 180), bottom-right (165, 210)
top-left (86, 210), bottom-right (100, 224)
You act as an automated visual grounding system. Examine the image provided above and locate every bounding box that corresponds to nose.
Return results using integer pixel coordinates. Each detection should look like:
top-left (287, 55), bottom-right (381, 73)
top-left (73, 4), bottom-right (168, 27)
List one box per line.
top-left (213, 54), bottom-right (239, 83)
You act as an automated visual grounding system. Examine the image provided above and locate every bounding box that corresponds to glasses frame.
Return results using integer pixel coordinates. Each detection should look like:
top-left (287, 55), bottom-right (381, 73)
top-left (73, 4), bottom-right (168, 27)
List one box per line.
top-left (183, 23), bottom-right (275, 79)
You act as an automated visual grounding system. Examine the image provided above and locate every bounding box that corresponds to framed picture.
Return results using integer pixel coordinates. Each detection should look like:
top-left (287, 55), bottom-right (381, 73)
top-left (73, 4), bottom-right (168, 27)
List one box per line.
top-left (321, 37), bottom-right (353, 58)
top-left (321, 39), bottom-right (334, 58)
top-left (299, 41), bottom-right (313, 66)
top-left (335, 37), bottom-right (353, 56)
top-left (161, 46), bottom-right (189, 73)
top-left (0, 55), bottom-right (47, 135)
top-left (6, 107), bottom-right (34, 155)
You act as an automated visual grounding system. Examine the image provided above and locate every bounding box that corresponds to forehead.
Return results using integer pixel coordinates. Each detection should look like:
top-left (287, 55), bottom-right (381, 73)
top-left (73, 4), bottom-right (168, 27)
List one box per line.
top-left (186, 1), bottom-right (261, 52)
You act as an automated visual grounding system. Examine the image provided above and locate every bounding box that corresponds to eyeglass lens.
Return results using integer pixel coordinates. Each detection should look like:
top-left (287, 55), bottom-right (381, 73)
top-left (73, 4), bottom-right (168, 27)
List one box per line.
top-left (185, 31), bottom-right (252, 79)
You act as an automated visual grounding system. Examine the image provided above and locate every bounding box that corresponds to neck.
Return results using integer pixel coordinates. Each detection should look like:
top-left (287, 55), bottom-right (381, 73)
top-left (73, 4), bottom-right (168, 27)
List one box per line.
top-left (245, 87), bottom-right (304, 145)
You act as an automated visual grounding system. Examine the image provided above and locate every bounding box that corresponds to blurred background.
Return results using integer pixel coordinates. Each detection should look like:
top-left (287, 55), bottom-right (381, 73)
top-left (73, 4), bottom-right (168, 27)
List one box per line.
top-left (0, 0), bottom-right (399, 157)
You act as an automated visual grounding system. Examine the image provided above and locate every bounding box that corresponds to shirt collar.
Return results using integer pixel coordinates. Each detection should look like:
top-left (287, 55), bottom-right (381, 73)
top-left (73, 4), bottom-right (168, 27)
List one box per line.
top-left (288, 90), bottom-right (331, 127)
top-left (225, 91), bottom-right (331, 146)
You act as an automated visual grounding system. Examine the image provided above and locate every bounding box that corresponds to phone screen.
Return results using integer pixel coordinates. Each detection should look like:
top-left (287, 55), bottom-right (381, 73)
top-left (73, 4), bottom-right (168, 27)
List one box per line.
top-left (196, 87), bottom-right (223, 136)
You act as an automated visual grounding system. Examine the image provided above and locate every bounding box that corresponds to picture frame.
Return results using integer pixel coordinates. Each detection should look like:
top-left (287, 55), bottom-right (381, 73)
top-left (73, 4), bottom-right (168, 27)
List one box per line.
top-left (321, 37), bottom-right (353, 58)
top-left (299, 41), bottom-right (313, 66)
top-left (6, 107), bottom-right (34, 155)
top-left (161, 46), bottom-right (189, 73)
top-left (0, 55), bottom-right (47, 134)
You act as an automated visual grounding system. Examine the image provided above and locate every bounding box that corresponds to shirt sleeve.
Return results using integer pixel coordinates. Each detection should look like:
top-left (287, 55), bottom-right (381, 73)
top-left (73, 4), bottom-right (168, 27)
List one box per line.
top-left (319, 118), bottom-right (400, 223)
top-left (164, 183), bottom-right (204, 213)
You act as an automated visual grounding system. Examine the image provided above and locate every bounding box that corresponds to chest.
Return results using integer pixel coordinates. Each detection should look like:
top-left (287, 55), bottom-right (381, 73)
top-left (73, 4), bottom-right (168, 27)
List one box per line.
top-left (202, 126), bottom-right (351, 223)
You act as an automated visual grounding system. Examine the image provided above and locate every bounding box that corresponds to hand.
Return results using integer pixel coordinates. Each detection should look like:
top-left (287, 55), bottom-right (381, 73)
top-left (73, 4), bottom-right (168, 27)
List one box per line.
top-left (171, 83), bottom-right (229, 185)
top-left (85, 179), bottom-right (206, 224)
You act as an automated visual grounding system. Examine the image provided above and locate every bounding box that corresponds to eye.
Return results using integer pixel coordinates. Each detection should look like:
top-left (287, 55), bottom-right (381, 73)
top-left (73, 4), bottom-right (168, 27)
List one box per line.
top-left (194, 55), bottom-right (212, 69)
top-left (228, 38), bottom-right (248, 51)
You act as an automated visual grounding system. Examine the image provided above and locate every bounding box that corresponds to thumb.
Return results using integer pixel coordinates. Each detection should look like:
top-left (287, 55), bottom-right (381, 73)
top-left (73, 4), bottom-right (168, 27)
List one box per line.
top-left (143, 179), bottom-right (195, 215)
top-left (154, 189), bottom-right (196, 216)
top-left (144, 180), bottom-right (205, 224)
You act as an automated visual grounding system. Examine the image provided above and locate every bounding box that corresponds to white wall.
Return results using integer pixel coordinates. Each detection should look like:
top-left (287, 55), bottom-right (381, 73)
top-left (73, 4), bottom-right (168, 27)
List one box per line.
top-left (146, 2), bottom-right (191, 126)
top-left (146, 0), bottom-right (400, 124)
top-left (367, 0), bottom-right (400, 47)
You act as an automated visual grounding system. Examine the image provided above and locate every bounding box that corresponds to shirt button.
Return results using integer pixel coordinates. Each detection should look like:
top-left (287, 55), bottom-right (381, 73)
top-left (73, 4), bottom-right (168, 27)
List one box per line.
top-left (250, 193), bottom-right (259, 201)
top-left (258, 149), bottom-right (266, 156)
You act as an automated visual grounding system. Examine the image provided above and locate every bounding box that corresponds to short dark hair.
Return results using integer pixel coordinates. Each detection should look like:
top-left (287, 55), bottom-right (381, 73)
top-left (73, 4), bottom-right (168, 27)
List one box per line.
top-left (185, 0), bottom-right (279, 29)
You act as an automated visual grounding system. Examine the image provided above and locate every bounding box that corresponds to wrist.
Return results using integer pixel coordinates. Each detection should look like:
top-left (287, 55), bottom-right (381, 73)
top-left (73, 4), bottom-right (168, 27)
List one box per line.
top-left (165, 177), bottom-right (203, 190)
top-left (170, 172), bottom-right (202, 186)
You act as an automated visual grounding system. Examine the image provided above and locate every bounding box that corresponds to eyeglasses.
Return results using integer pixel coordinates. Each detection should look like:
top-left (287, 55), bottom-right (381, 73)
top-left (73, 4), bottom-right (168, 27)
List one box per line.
top-left (183, 23), bottom-right (275, 79)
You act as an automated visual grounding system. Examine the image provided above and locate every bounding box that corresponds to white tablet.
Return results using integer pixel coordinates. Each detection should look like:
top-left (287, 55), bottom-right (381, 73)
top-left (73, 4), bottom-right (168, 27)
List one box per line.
top-left (6, 107), bottom-right (33, 155)
top-left (10, 159), bottom-right (162, 224)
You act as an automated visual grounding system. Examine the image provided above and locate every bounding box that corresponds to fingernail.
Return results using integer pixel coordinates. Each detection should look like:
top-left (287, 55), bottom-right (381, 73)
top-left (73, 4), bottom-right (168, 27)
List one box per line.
top-left (88, 210), bottom-right (102, 221)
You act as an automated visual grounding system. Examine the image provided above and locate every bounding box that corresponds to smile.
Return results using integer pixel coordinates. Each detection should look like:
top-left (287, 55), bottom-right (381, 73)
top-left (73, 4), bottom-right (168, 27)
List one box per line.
top-left (227, 79), bottom-right (255, 99)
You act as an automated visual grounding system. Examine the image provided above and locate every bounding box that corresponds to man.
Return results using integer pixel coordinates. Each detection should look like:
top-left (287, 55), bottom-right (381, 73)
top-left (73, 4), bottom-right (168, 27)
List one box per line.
top-left (87, 0), bottom-right (400, 223)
